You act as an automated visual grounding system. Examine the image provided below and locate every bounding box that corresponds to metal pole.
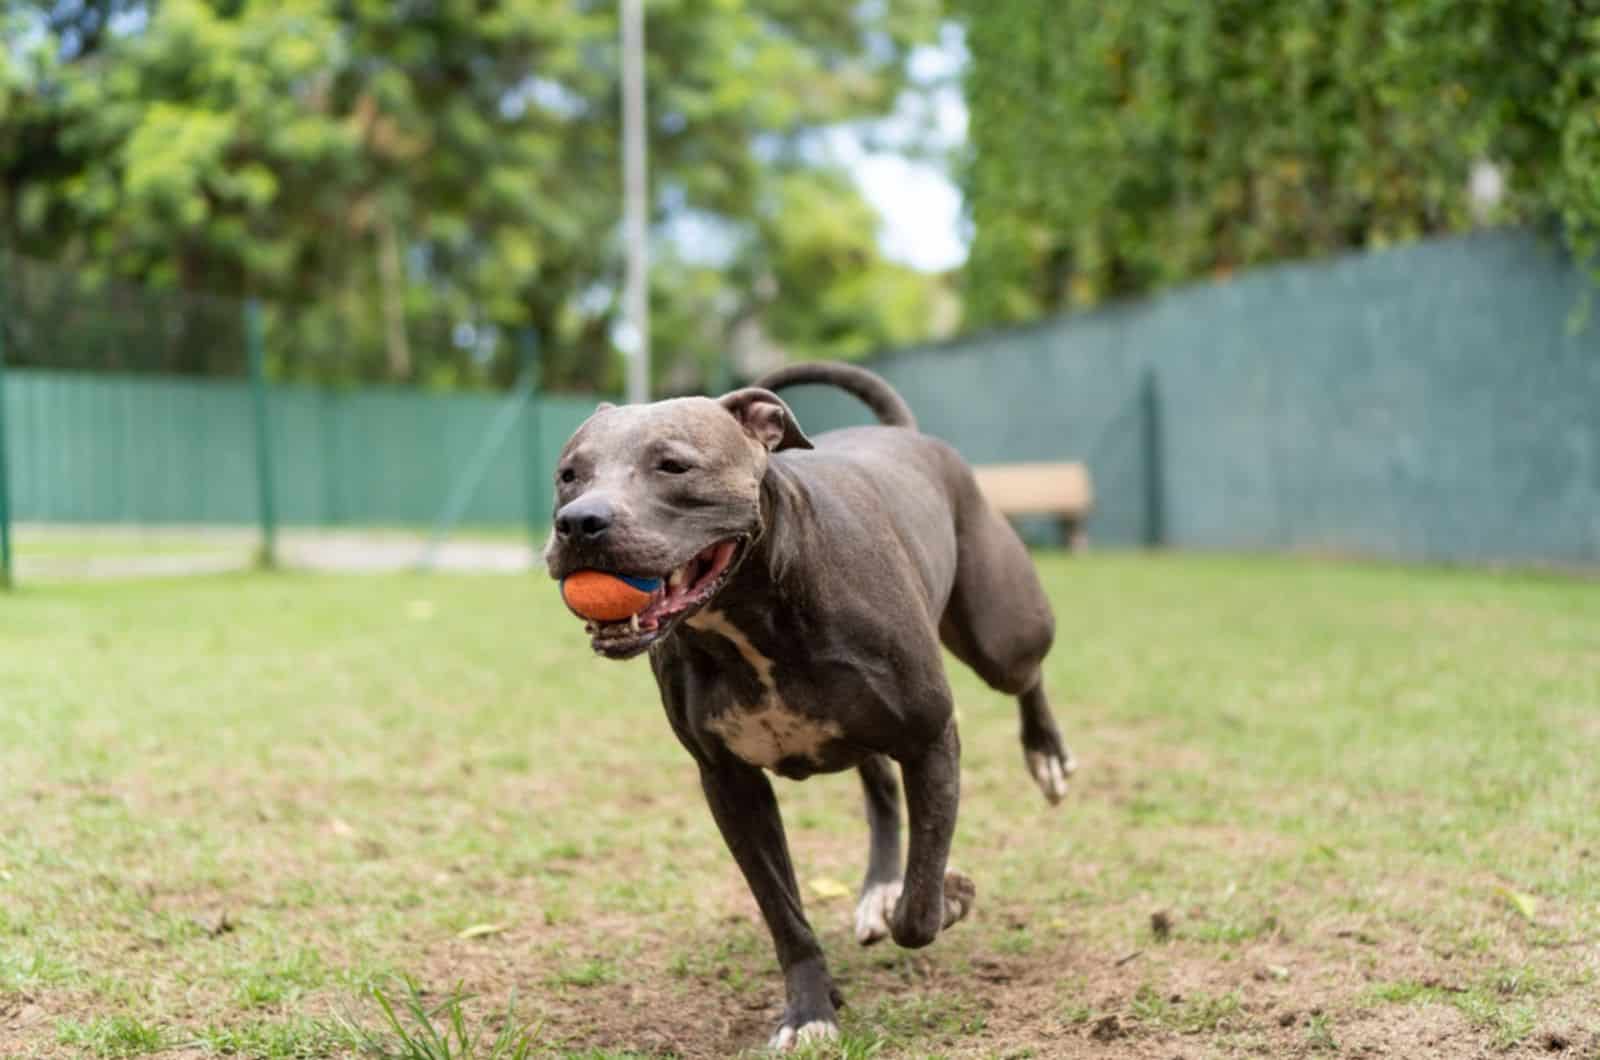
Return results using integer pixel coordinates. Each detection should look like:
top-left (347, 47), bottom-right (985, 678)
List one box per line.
top-left (620, 0), bottom-right (651, 405)
top-left (0, 260), bottom-right (12, 591)
top-left (245, 299), bottom-right (278, 569)
top-left (520, 328), bottom-right (545, 553)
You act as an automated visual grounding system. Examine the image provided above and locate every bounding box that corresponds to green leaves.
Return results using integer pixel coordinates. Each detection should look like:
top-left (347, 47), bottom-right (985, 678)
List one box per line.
top-left (0, 0), bottom-right (945, 390)
top-left (958, 0), bottom-right (1597, 328)
top-left (121, 104), bottom-right (235, 221)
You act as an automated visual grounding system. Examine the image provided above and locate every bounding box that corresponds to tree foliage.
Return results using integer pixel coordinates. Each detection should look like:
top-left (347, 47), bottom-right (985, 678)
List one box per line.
top-left (954, 0), bottom-right (1600, 326)
top-left (0, 0), bottom-right (946, 390)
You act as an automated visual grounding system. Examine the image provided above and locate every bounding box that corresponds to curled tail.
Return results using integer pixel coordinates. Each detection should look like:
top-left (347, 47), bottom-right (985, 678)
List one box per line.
top-left (753, 361), bottom-right (918, 430)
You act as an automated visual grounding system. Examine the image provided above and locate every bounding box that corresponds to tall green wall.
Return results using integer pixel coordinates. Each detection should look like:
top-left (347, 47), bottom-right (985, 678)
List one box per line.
top-left (784, 230), bottom-right (1600, 566)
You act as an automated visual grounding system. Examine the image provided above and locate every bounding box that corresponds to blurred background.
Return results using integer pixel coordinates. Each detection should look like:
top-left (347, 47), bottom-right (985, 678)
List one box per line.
top-left (0, 0), bottom-right (1597, 581)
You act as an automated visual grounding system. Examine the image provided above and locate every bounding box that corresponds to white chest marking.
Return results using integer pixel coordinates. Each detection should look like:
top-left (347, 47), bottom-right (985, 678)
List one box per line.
top-left (688, 610), bottom-right (842, 769)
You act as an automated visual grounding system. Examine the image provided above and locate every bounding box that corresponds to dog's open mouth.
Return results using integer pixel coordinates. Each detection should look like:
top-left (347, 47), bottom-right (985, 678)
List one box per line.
top-left (587, 537), bottom-right (745, 658)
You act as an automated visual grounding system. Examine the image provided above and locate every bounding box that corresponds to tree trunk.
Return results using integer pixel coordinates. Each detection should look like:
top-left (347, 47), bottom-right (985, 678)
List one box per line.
top-left (376, 209), bottom-right (411, 381)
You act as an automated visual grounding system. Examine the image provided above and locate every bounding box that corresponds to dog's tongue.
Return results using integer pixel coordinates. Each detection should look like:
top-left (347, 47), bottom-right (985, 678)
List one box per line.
top-left (703, 540), bottom-right (736, 579)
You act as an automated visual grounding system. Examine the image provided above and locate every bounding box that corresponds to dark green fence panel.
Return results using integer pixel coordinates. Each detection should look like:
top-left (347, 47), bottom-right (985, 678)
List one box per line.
top-left (5, 369), bottom-right (604, 529)
top-left (266, 386), bottom-right (336, 526)
top-left (786, 230), bottom-right (1600, 567)
top-left (314, 386), bottom-right (518, 527)
top-left (782, 305), bottom-right (1160, 547)
top-left (6, 372), bottom-right (259, 524)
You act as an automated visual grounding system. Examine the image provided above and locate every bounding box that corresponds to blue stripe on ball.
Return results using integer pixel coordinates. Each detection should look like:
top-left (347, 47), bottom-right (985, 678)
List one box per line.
top-left (618, 573), bottom-right (662, 593)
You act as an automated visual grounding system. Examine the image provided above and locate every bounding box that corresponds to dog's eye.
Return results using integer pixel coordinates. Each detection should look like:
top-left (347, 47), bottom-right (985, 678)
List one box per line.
top-left (657, 459), bottom-right (692, 475)
top-left (558, 467), bottom-right (576, 484)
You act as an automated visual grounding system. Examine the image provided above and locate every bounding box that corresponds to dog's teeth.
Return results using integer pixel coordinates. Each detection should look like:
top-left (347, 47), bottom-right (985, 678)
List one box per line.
top-left (629, 613), bottom-right (640, 633)
top-left (668, 566), bottom-right (687, 590)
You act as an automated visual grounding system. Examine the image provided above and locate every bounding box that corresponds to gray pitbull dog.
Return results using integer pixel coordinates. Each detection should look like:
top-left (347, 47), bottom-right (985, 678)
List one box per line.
top-left (545, 362), bottom-right (1073, 1049)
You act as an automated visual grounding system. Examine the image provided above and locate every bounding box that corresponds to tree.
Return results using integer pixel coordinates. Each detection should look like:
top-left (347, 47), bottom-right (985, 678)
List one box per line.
top-left (953, 0), bottom-right (1600, 327)
top-left (0, 0), bottom-right (947, 390)
top-left (738, 168), bottom-right (955, 365)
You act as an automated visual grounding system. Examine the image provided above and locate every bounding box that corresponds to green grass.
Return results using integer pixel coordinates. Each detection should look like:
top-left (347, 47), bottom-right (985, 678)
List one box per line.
top-left (191, 1017), bottom-right (345, 1058)
top-left (54, 1015), bottom-right (166, 1058)
top-left (1365, 966), bottom-right (1563, 1050)
top-left (330, 978), bottom-right (539, 1060)
top-left (1, 553), bottom-right (1597, 1057)
top-left (546, 958), bottom-right (618, 990)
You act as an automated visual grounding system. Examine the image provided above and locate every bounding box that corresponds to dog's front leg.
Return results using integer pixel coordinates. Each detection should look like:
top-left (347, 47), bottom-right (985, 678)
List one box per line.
top-left (891, 718), bottom-right (975, 948)
top-left (697, 759), bottom-right (841, 1050)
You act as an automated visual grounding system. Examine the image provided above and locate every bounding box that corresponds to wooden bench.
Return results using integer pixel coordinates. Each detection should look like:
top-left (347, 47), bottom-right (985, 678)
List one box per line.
top-left (972, 462), bottom-right (1094, 550)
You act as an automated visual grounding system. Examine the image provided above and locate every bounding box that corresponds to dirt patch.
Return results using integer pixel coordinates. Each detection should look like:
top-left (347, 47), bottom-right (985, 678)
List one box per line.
top-left (300, 898), bottom-right (1589, 1059)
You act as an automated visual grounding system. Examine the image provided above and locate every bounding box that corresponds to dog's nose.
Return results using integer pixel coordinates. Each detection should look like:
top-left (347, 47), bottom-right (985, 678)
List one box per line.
top-left (555, 496), bottom-right (615, 542)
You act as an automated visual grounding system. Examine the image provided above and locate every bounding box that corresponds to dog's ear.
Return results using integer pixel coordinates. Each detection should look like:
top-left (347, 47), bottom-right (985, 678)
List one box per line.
top-left (719, 387), bottom-right (813, 451)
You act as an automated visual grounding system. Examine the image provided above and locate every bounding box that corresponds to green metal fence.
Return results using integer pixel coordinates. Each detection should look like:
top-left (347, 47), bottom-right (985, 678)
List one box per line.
top-left (785, 229), bottom-right (1600, 567)
top-left (0, 248), bottom-right (609, 586)
top-left (2, 369), bottom-right (595, 531)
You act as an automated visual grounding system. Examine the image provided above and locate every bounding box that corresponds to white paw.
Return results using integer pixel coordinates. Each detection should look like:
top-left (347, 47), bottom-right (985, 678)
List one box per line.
top-left (1026, 748), bottom-right (1076, 805)
top-left (854, 880), bottom-right (902, 945)
top-left (769, 1019), bottom-right (839, 1051)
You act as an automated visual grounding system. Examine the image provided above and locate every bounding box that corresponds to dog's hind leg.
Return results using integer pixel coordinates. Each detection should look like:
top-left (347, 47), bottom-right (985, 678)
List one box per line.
top-left (853, 754), bottom-right (903, 945)
top-left (939, 497), bottom-right (1075, 805)
top-left (1017, 676), bottom-right (1075, 804)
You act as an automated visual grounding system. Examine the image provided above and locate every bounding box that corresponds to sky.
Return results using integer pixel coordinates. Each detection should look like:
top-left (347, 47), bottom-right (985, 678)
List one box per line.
top-left (838, 25), bottom-right (971, 273)
top-left (661, 23), bottom-right (972, 276)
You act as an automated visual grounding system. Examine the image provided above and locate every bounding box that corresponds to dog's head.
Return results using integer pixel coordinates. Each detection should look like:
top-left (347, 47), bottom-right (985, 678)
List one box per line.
top-left (545, 388), bottom-right (811, 659)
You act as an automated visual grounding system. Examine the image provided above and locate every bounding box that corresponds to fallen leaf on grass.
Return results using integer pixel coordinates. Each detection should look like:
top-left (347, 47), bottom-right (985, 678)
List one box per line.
top-left (457, 922), bottom-right (510, 940)
top-left (807, 877), bottom-right (850, 902)
top-left (1498, 887), bottom-right (1538, 922)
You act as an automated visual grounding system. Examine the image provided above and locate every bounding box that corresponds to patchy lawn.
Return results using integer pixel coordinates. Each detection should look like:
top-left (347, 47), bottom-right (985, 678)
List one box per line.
top-left (1, 554), bottom-right (1596, 1058)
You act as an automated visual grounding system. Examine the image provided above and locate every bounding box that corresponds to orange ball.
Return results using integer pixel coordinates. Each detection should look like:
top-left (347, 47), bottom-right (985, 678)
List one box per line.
top-left (560, 570), bottom-right (660, 621)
